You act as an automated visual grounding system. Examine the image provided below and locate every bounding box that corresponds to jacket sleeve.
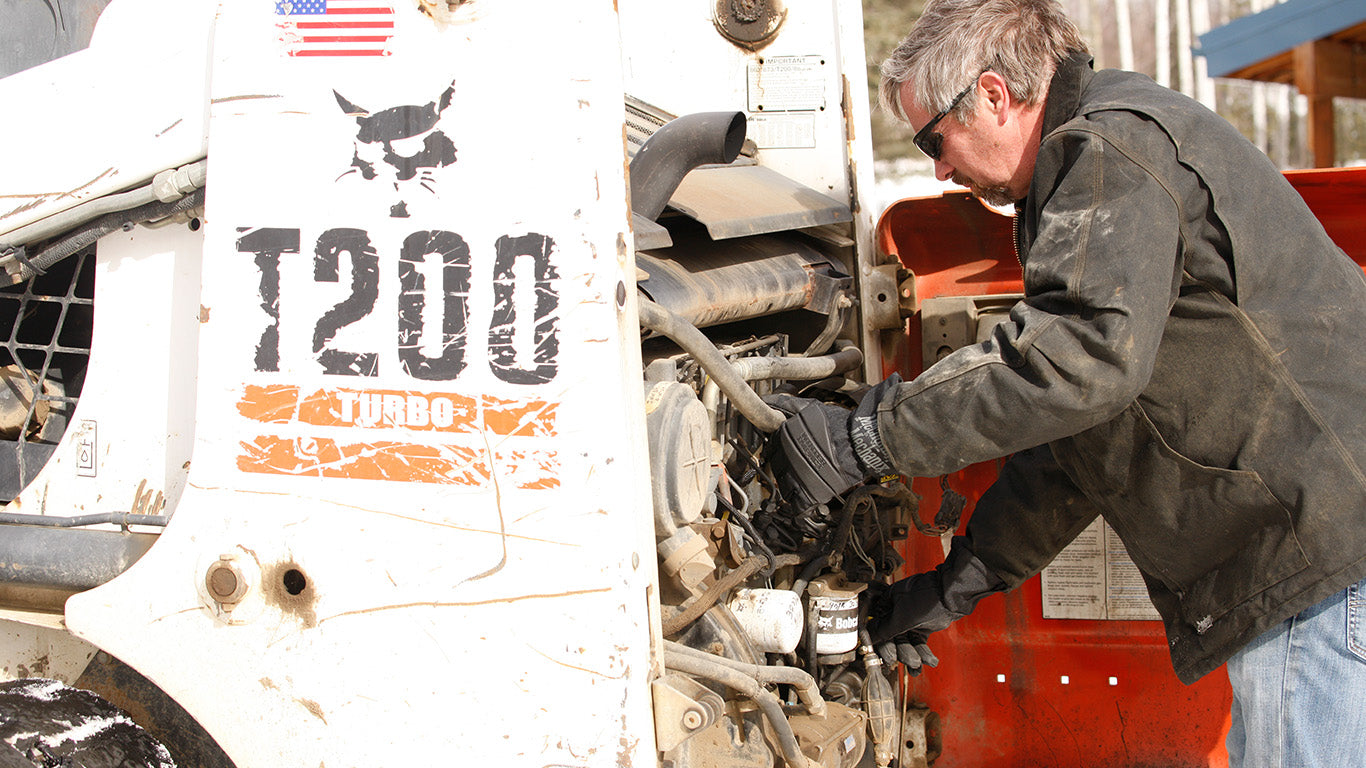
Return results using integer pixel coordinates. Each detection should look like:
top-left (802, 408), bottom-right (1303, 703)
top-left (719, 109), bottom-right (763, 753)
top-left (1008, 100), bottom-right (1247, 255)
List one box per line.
top-left (966, 444), bottom-right (1102, 588)
top-left (877, 124), bottom-right (1186, 478)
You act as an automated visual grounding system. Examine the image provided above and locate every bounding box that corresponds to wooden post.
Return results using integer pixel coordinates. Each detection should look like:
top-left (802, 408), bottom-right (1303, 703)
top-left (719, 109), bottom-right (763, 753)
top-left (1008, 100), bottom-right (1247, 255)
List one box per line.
top-left (1294, 38), bottom-right (1366, 168)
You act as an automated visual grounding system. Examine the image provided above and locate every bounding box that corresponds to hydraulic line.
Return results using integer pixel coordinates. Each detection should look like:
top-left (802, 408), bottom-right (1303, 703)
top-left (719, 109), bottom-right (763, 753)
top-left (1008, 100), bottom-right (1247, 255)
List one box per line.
top-left (662, 648), bottom-right (820, 768)
top-left (0, 160), bottom-right (206, 250)
top-left (665, 640), bottom-right (826, 717)
top-left (701, 340), bottom-right (862, 426)
top-left (0, 160), bottom-right (207, 285)
top-left (638, 297), bottom-right (787, 432)
top-left (0, 512), bottom-right (169, 529)
top-left (3, 190), bottom-right (205, 287)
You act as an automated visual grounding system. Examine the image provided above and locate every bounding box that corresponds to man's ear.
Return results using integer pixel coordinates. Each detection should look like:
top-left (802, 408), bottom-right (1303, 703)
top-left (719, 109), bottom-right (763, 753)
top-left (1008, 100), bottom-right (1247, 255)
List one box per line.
top-left (978, 71), bottom-right (1013, 124)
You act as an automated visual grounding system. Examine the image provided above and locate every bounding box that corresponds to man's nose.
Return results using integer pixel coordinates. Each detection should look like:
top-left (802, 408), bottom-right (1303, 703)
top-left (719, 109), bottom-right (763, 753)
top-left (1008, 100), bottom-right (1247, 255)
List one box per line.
top-left (934, 159), bottom-right (954, 181)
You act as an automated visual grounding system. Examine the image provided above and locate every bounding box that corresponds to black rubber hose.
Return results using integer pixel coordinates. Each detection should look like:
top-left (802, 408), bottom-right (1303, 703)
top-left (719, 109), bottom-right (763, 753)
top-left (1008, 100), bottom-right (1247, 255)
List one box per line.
top-left (629, 111), bottom-right (746, 221)
top-left (19, 189), bottom-right (205, 283)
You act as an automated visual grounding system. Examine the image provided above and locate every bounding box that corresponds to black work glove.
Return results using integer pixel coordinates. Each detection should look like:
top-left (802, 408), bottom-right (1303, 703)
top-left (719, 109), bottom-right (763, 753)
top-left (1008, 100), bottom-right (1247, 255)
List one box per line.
top-left (862, 581), bottom-right (941, 675)
top-left (763, 374), bottom-right (901, 513)
top-left (866, 537), bottom-right (1008, 672)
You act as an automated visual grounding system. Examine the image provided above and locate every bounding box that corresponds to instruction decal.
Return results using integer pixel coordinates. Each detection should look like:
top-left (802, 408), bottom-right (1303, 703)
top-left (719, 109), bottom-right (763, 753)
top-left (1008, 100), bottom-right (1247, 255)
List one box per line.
top-left (1041, 517), bottom-right (1161, 621)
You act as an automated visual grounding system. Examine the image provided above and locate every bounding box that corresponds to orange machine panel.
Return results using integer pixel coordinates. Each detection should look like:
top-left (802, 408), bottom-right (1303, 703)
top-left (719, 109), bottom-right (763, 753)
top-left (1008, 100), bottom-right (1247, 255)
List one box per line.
top-left (875, 166), bottom-right (1366, 767)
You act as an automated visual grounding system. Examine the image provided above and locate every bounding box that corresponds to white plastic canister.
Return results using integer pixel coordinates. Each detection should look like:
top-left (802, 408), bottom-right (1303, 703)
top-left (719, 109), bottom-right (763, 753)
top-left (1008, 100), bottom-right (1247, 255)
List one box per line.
top-left (727, 588), bottom-right (804, 654)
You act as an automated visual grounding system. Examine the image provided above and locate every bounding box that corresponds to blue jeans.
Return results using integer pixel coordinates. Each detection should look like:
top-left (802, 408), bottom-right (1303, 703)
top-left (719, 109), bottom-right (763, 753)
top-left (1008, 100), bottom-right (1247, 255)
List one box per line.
top-left (1226, 578), bottom-right (1366, 768)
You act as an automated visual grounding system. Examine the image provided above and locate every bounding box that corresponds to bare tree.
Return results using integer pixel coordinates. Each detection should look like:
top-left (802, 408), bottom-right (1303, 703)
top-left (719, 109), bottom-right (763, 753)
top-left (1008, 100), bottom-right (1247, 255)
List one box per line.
top-left (1155, 0), bottom-right (1171, 88)
top-left (1116, 0), bottom-right (1135, 70)
top-left (1174, 0), bottom-right (1194, 96)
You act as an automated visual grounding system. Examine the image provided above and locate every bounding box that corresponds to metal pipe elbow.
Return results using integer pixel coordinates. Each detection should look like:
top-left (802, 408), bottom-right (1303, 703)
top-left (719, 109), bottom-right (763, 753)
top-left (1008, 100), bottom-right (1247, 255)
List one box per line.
top-left (629, 111), bottom-right (746, 222)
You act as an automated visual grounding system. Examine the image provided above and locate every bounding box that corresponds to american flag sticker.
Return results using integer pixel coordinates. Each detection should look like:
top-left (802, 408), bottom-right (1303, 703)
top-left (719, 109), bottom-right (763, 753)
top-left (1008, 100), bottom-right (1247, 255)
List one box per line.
top-left (276, 0), bottom-right (395, 57)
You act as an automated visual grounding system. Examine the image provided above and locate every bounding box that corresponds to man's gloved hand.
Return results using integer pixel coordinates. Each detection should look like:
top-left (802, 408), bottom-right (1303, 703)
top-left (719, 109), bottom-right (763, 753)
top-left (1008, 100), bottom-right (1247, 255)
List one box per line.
top-left (879, 636), bottom-right (941, 675)
top-left (864, 572), bottom-right (954, 675)
top-left (866, 537), bottom-right (1009, 673)
top-left (861, 580), bottom-right (942, 675)
top-left (763, 374), bottom-right (902, 513)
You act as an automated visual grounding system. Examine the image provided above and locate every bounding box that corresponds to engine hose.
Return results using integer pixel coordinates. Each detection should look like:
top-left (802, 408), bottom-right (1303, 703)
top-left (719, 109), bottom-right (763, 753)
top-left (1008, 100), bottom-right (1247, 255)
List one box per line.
top-left (662, 649), bottom-right (820, 768)
top-left (825, 489), bottom-right (868, 572)
top-left (790, 554), bottom-right (828, 600)
top-left (629, 111), bottom-right (745, 222)
top-left (716, 495), bottom-right (779, 579)
top-left (732, 340), bottom-right (862, 381)
top-left (637, 297), bottom-right (787, 432)
top-left (801, 294), bottom-right (852, 357)
top-left (661, 552), bottom-right (801, 637)
top-left (665, 640), bottom-right (826, 717)
top-left (701, 341), bottom-right (862, 432)
top-left (0, 160), bottom-right (207, 252)
top-left (3, 190), bottom-right (205, 286)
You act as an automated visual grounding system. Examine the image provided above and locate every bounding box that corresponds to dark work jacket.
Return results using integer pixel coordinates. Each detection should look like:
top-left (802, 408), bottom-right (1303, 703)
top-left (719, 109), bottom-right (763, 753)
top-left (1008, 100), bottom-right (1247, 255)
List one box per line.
top-left (877, 52), bottom-right (1366, 683)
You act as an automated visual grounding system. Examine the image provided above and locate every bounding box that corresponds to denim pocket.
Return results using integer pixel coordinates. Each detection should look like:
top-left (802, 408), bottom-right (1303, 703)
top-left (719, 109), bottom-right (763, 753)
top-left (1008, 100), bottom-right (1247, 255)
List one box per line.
top-left (1349, 578), bottom-right (1366, 662)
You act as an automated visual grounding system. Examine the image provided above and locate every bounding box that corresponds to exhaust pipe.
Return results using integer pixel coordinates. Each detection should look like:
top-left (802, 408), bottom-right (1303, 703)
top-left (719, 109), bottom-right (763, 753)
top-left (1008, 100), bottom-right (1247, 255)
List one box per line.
top-left (629, 111), bottom-right (746, 221)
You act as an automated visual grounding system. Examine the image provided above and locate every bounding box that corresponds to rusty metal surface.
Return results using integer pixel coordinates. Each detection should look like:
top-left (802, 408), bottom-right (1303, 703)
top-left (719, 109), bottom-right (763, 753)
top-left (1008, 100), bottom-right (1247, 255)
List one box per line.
top-left (633, 213), bottom-right (673, 251)
top-left (637, 228), bottom-right (849, 330)
top-left (669, 165), bottom-right (851, 241)
top-left (713, 0), bottom-right (787, 51)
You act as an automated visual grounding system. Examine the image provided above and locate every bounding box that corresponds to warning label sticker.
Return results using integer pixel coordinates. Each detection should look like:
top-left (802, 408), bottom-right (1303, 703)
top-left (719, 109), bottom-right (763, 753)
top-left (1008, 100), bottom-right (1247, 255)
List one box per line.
top-left (747, 55), bottom-right (825, 113)
top-left (747, 114), bottom-right (817, 149)
top-left (1041, 517), bottom-right (1161, 621)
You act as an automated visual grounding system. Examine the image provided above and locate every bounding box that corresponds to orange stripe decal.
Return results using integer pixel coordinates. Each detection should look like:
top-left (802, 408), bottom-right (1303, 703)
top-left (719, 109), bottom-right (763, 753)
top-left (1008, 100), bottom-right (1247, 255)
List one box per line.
top-left (237, 435), bottom-right (558, 488)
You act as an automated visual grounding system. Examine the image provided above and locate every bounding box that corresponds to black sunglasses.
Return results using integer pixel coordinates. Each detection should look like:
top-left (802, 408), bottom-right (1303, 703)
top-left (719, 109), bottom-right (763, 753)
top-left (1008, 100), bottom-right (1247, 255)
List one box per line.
top-left (913, 78), bottom-right (979, 161)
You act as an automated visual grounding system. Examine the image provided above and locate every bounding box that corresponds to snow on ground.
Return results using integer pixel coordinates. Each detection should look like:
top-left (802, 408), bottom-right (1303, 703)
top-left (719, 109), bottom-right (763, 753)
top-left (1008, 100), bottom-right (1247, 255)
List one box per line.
top-left (870, 158), bottom-right (956, 219)
top-left (870, 157), bottom-right (1017, 221)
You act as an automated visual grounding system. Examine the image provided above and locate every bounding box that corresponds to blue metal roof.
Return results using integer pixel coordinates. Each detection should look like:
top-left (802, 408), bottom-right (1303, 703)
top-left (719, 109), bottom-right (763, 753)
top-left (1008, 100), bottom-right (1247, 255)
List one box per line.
top-left (1196, 0), bottom-right (1366, 77)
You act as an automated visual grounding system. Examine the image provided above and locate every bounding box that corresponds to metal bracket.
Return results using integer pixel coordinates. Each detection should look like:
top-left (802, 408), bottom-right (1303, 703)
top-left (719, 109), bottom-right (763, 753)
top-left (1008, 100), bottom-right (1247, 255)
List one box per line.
top-left (651, 674), bottom-right (725, 753)
top-left (864, 264), bottom-right (917, 331)
top-left (920, 293), bottom-right (1022, 366)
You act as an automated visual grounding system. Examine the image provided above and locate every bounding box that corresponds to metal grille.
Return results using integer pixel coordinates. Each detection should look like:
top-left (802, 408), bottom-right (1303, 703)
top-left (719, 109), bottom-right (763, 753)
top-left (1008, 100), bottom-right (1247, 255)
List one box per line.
top-left (625, 95), bottom-right (674, 156)
top-left (0, 246), bottom-right (94, 499)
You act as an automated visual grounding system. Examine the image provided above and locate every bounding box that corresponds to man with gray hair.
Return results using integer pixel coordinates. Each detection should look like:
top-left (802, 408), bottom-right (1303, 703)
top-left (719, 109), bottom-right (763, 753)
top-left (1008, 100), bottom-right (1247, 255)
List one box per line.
top-left (764, 0), bottom-right (1366, 764)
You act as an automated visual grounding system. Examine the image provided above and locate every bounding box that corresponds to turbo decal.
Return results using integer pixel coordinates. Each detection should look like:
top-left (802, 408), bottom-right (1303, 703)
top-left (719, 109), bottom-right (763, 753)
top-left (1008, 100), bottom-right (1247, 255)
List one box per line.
top-left (237, 384), bottom-right (557, 437)
top-left (232, 225), bottom-right (562, 488)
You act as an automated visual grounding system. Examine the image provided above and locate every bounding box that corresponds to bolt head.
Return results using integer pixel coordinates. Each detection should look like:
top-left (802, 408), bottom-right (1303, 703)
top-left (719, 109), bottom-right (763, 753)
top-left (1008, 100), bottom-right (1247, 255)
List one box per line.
top-left (205, 557), bottom-right (249, 605)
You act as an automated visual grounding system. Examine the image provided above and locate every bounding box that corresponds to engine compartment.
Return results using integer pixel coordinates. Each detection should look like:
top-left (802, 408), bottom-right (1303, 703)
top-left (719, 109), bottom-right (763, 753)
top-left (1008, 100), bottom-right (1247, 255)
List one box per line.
top-left (632, 109), bottom-right (942, 768)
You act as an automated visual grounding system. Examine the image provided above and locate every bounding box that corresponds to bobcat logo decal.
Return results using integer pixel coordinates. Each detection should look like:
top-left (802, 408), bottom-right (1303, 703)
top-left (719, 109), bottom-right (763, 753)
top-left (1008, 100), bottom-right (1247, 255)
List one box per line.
top-left (334, 82), bottom-right (457, 218)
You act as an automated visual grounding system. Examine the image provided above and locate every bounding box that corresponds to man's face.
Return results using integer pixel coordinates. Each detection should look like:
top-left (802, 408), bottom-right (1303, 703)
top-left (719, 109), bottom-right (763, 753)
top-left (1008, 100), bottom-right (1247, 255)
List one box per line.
top-left (899, 77), bottom-right (1032, 206)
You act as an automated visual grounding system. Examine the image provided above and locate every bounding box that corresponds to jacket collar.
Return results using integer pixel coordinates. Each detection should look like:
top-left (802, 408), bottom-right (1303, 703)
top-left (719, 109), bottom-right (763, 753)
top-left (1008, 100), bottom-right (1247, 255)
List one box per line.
top-left (1040, 50), bottom-right (1096, 138)
top-left (1014, 50), bottom-right (1095, 210)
